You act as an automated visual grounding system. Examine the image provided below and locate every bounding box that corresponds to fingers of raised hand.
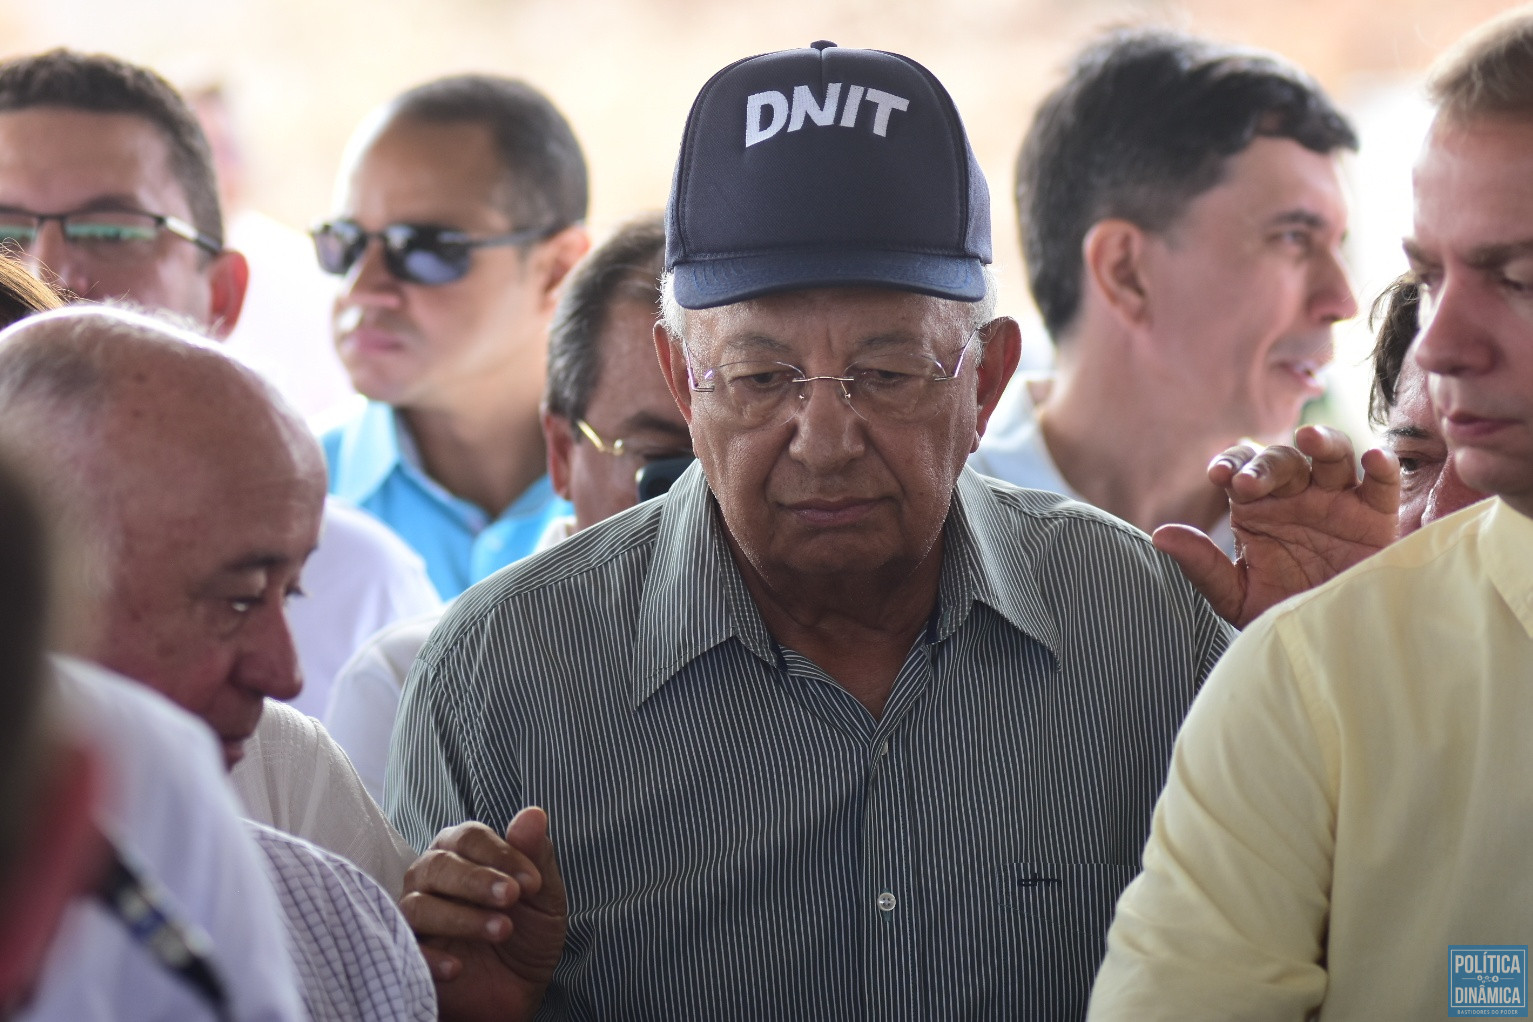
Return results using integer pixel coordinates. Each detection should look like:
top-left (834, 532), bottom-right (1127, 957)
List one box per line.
top-left (1227, 444), bottom-right (1313, 500)
top-left (1208, 441), bottom-right (1263, 486)
top-left (1358, 446), bottom-right (1403, 514)
top-left (1292, 424), bottom-right (1360, 491)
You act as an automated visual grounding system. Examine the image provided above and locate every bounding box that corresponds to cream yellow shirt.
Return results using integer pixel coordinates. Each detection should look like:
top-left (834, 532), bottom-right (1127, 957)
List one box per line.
top-left (1089, 497), bottom-right (1533, 1021)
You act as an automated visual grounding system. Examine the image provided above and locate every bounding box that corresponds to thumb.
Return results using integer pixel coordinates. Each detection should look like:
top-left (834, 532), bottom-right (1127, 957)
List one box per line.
top-left (1153, 524), bottom-right (1245, 625)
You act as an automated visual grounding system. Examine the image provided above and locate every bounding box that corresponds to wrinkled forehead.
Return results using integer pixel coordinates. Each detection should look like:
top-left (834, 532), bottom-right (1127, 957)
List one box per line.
top-left (685, 286), bottom-right (971, 363)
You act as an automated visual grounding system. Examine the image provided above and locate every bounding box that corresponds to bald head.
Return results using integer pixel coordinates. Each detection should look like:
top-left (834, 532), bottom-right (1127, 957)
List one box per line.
top-left (0, 306), bottom-right (325, 767)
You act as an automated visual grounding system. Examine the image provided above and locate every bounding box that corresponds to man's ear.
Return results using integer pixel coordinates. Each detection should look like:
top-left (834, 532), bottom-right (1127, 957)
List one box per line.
top-left (654, 321), bottom-right (695, 426)
top-left (532, 226), bottom-right (592, 316)
top-left (0, 740), bottom-right (103, 1005)
top-left (972, 316), bottom-right (1021, 450)
top-left (205, 248), bottom-right (251, 339)
top-left (541, 404), bottom-right (575, 502)
top-left (1081, 218), bottom-right (1152, 332)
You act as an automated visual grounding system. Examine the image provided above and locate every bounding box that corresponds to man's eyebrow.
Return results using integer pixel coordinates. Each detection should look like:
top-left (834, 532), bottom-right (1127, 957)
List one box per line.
top-left (221, 554), bottom-right (289, 574)
top-left (711, 333), bottom-right (793, 358)
top-left (0, 195), bottom-right (155, 216)
top-left (1384, 424), bottom-right (1435, 443)
top-left (616, 411), bottom-right (692, 438)
top-left (1402, 238), bottom-right (1533, 268)
top-left (1401, 239), bottom-right (1432, 266)
top-left (1466, 239), bottom-right (1533, 269)
top-left (1267, 208), bottom-right (1329, 230)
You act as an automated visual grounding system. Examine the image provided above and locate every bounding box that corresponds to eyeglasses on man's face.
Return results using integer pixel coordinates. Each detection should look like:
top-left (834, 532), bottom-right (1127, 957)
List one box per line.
top-left (573, 419), bottom-right (696, 502)
top-left (575, 419), bottom-right (693, 465)
top-left (310, 218), bottom-right (554, 287)
top-left (0, 206), bottom-right (221, 263)
top-left (685, 331), bottom-right (978, 428)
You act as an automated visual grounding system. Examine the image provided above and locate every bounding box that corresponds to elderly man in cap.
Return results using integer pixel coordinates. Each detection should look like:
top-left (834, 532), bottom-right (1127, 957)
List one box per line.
top-left (392, 42), bottom-right (1232, 1020)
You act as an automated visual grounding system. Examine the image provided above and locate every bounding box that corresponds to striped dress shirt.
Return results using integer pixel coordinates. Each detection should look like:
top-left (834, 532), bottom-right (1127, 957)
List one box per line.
top-left (388, 464), bottom-right (1233, 1020)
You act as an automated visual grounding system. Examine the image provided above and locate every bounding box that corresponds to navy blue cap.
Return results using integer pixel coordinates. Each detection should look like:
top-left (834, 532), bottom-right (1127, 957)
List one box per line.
top-left (665, 41), bottom-right (992, 310)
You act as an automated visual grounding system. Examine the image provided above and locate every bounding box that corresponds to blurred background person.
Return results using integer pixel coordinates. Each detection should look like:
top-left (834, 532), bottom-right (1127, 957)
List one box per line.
top-left (0, 49), bottom-right (440, 718)
top-left (318, 74), bottom-right (591, 599)
top-left (325, 213), bottom-right (690, 801)
top-left (971, 28), bottom-right (1358, 551)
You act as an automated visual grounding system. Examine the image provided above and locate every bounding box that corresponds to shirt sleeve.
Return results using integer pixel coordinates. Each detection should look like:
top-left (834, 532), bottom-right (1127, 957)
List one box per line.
top-left (1087, 613), bottom-right (1338, 1021)
top-left (385, 638), bottom-right (484, 855)
top-left (232, 701), bottom-right (417, 900)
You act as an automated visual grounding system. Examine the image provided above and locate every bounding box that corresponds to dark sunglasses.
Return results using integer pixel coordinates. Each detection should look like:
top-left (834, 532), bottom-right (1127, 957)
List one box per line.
top-left (309, 218), bottom-right (554, 285)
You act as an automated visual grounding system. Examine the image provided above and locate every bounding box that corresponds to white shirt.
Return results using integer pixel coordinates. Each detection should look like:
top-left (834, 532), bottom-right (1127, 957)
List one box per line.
top-left (971, 376), bottom-right (1236, 555)
top-left (324, 612), bottom-right (443, 807)
top-left (287, 498), bottom-right (442, 720)
top-left (248, 823), bottom-right (436, 1022)
top-left (230, 699), bottom-right (417, 898)
top-left (26, 658), bottom-right (303, 1022)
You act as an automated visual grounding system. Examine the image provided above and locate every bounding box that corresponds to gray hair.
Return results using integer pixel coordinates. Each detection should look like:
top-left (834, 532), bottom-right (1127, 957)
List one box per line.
top-left (658, 264), bottom-right (1000, 346)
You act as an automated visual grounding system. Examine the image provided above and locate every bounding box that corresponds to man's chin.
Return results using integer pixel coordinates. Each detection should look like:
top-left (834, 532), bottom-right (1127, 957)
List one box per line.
top-left (220, 737), bottom-right (248, 772)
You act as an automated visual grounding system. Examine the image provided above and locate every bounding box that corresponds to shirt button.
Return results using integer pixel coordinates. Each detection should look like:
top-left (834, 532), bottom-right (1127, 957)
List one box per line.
top-left (876, 891), bottom-right (897, 912)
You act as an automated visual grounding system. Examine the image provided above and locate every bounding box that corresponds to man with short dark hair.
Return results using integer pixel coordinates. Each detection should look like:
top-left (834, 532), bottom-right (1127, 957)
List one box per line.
top-left (540, 211), bottom-right (690, 538)
top-left (0, 48), bottom-right (441, 723)
top-left (1087, 9), bottom-right (1533, 1017)
top-left (391, 42), bottom-right (1232, 1021)
top-left (972, 28), bottom-right (1359, 550)
top-left (323, 214), bottom-right (689, 802)
top-left (318, 74), bottom-right (592, 599)
top-left (1369, 277), bottom-right (1486, 531)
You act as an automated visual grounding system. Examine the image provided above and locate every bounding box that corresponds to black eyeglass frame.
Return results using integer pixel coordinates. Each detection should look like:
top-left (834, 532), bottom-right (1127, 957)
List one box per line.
top-left (0, 206), bottom-right (222, 256)
top-left (309, 218), bottom-right (557, 286)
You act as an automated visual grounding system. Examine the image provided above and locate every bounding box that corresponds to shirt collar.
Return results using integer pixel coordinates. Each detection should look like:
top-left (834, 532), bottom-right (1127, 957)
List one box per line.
top-left (330, 401), bottom-right (404, 505)
top-left (1482, 497), bottom-right (1533, 641)
top-left (629, 464), bottom-right (1063, 706)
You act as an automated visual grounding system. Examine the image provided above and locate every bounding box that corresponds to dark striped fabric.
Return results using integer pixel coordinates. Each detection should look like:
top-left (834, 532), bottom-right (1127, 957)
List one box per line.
top-left (387, 464), bottom-right (1234, 1021)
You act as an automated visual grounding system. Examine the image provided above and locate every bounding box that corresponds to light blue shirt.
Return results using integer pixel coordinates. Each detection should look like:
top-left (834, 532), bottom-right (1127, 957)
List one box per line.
top-left (321, 401), bottom-right (571, 599)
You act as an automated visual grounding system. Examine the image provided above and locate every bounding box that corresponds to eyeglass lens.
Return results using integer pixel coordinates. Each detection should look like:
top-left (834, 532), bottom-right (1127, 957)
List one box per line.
top-left (312, 221), bottom-right (477, 286)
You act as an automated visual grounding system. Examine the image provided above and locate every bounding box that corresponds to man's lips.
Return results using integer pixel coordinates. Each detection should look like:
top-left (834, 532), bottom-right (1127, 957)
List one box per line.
top-left (1272, 357), bottom-right (1328, 396)
top-left (339, 327), bottom-right (409, 357)
top-left (1440, 410), bottom-right (1517, 444)
top-left (782, 497), bottom-right (881, 527)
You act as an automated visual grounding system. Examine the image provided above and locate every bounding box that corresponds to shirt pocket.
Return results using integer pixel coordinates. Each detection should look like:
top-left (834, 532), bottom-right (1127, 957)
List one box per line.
top-left (998, 860), bottom-right (1138, 930)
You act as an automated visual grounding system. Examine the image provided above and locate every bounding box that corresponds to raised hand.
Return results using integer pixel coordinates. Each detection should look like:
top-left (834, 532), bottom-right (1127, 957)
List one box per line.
top-left (1155, 425), bottom-right (1399, 628)
top-left (400, 807), bottom-right (567, 1022)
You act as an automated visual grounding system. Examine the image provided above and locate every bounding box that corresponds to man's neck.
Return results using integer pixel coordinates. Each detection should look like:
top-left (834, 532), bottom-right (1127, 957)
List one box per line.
top-left (399, 401), bottom-right (548, 519)
top-left (730, 532), bottom-right (944, 720)
top-left (1035, 358), bottom-right (1236, 537)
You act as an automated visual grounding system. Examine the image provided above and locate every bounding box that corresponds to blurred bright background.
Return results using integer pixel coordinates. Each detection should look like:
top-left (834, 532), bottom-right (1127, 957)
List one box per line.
top-left (1, 0), bottom-right (1518, 436)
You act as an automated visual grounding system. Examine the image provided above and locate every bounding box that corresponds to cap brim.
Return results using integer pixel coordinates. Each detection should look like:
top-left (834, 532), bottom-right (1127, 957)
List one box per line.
top-left (671, 248), bottom-right (986, 309)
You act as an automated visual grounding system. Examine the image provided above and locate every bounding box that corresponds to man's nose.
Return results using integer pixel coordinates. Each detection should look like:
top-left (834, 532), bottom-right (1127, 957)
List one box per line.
top-left (1414, 279), bottom-right (1496, 379)
top-left (26, 220), bottom-right (93, 299)
top-left (787, 375), bottom-right (865, 466)
top-left (234, 602), bottom-right (304, 703)
top-left (337, 236), bottom-right (401, 309)
top-left (1311, 244), bottom-right (1358, 325)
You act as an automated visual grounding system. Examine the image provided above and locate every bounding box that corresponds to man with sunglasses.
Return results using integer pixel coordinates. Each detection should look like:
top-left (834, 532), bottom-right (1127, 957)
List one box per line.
top-left (324, 212), bottom-right (691, 804)
top-left (0, 50), bottom-right (427, 897)
top-left (316, 75), bottom-right (591, 599)
top-left (389, 43), bottom-right (1232, 1021)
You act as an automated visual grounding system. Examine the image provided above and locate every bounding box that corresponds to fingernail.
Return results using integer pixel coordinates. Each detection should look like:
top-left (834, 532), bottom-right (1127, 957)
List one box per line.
top-left (491, 880), bottom-right (509, 903)
top-left (486, 916), bottom-right (509, 939)
top-left (516, 872), bottom-right (535, 891)
top-left (434, 960), bottom-right (456, 981)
